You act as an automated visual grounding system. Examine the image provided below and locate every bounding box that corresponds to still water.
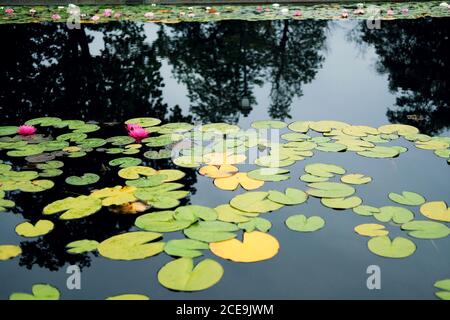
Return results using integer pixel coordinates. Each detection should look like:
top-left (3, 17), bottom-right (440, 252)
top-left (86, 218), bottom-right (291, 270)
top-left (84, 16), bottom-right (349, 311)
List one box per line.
top-left (0, 18), bottom-right (449, 299)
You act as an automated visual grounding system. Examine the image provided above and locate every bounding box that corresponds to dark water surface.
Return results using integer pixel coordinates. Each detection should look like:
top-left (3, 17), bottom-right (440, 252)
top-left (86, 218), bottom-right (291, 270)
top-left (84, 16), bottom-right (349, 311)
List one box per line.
top-left (0, 18), bottom-right (449, 299)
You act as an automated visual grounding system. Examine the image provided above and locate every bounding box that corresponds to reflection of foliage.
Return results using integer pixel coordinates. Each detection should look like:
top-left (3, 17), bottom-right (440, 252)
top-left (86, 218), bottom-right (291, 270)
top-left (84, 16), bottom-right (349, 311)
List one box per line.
top-left (157, 20), bottom-right (327, 123)
top-left (353, 18), bottom-right (450, 135)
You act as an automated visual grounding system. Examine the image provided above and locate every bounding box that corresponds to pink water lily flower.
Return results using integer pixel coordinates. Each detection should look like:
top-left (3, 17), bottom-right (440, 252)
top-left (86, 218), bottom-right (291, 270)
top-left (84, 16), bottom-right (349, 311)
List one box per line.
top-left (127, 124), bottom-right (149, 142)
top-left (342, 10), bottom-right (349, 18)
top-left (17, 125), bottom-right (37, 136)
top-left (52, 14), bottom-right (61, 21)
top-left (387, 9), bottom-right (395, 16)
top-left (91, 15), bottom-right (100, 22)
top-left (293, 10), bottom-right (302, 17)
top-left (114, 12), bottom-right (122, 19)
top-left (144, 12), bottom-right (154, 19)
top-left (103, 9), bottom-right (113, 17)
top-left (5, 8), bottom-right (14, 15)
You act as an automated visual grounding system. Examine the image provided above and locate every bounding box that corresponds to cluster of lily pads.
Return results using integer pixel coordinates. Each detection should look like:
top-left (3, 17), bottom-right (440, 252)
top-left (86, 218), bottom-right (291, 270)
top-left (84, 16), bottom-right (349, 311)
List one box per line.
top-left (2, 2), bottom-right (450, 24)
top-left (0, 117), bottom-right (449, 299)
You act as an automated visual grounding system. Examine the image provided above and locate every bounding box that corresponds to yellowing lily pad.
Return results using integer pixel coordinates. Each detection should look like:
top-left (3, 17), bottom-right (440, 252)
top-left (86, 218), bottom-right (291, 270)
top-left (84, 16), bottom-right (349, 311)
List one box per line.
top-left (15, 220), bottom-right (54, 237)
top-left (98, 231), bottom-right (164, 260)
top-left (106, 294), bottom-right (150, 300)
top-left (367, 236), bottom-right (416, 259)
top-left (210, 231), bottom-right (279, 263)
top-left (354, 224), bottom-right (389, 237)
top-left (0, 245), bottom-right (22, 261)
top-left (285, 214), bottom-right (325, 232)
top-left (199, 165), bottom-right (238, 178)
top-left (91, 186), bottom-right (137, 206)
top-left (341, 174), bottom-right (372, 185)
top-left (420, 201), bottom-right (450, 222)
top-left (321, 196), bottom-right (362, 209)
top-left (43, 196), bottom-right (102, 220)
top-left (306, 182), bottom-right (355, 198)
top-left (65, 173), bottom-right (100, 186)
top-left (9, 284), bottom-right (60, 300)
top-left (203, 152), bottom-right (246, 165)
top-left (66, 240), bottom-right (99, 254)
top-left (357, 146), bottom-right (400, 158)
top-left (214, 173), bottom-right (264, 191)
top-left (304, 163), bottom-right (346, 178)
top-left (247, 168), bottom-right (290, 181)
top-left (158, 257), bottom-right (224, 292)
top-left (118, 166), bottom-right (157, 180)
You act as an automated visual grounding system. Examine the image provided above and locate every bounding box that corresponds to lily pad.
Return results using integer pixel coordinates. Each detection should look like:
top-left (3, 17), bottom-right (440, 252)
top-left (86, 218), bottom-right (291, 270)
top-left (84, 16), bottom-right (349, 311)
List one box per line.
top-left (285, 214), bottom-right (325, 232)
top-left (230, 191), bottom-right (284, 213)
top-left (374, 206), bottom-right (414, 224)
top-left (43, 196), bottom-right (102, 220)
top-left (306, 182), bottom-right (355, 198)
top-left (420, 201), bottom-right (450, 222)
top-left (247, 168), bottom-right (290, 181)
top-left (143, 150), bottom-right (172, 160)
top-left (66, 240), bottom-right (99, 254)
top-left (174, 205), bottom-right (218, 222)
top-left (164, 239), bottom-right (209, 258)
top-left (106, 294), bottom-right (150, 300)
top-left (0, 245), bottom-right (22, 261)
top-left (251, 120), bottom-right (286, 129)
top-left (354, 224), bottom-right (389, 237)
top-left (267, 188), bottom-right (308, 205)
top-left (118, 166), bottom-right (157, 180)
top-left (288, 121), bottom-right (312, 133)
top-left (401, 220), bottom-right (450, 239)
top-left (15, 220), bottom-right (54, 237)
top-left (7, 145), bottom-right (45, 157)
top-left (353, 205), bottom-right (380, 216)
top-left (98, 231), bottom-right (164, 260)
top-left (125, 175), bottom-right (167, 188)
top-left (0, 126), bottom-right (18, 136)
top-left (304, 163), bottom-right (346, 178)
top-left (158, 257), bottom-right (224, 291)
top-left (184, 221), bottom-right (238, 243)
top-left (237, 217), bottom-right (272, 232)
top-left (357, 146), bottom-right (400, 158)
top-left (321, 196), bottom-right (363, 209)
top-left (299, 174), bottom-right (329, 183)
top-left (135, 211), bottom-right (193, 233)
top-left (65, 173), bottom-right (100, 186)
top-left (215, 204), bottom-right (257, 223)
top-left (173, 155), bottom-right (203, 168)
top-left (210, 231), bottom-right (279, 263)
top-left (109, 157), bottom-right (142, 168)
top-left (388, 191), bottom-right (426, 206)
top-left (341, 174), bottom-right (372, 185)
top-left (214, 173), bottom-right (264, 191)
top-left (9, 284), bottom-right (60, 300)
top-left (367, 236), bottom-right (416, 259)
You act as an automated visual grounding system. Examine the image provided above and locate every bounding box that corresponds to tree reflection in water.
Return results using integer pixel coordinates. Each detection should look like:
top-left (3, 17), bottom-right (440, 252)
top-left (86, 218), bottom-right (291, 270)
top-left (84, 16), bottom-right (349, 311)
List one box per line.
top-left (352, 18), bottom-right (450, 135)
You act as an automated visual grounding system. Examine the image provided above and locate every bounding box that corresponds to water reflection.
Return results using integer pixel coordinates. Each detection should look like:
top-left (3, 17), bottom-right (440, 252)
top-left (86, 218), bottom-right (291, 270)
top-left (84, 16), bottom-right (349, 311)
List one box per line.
top-left (352, 18), bottom-right (450, 135)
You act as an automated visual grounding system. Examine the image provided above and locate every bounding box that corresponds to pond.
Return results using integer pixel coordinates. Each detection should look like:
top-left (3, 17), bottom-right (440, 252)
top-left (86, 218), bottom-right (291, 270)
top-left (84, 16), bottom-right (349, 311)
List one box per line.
top-left (0, 17), bottom-right (450, 300)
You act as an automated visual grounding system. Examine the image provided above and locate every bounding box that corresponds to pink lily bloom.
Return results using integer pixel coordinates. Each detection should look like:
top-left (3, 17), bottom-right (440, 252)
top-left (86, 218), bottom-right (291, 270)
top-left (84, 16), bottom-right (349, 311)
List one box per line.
top-left (127, 124), bottom-right (149, 142)
top-left (144, 12), bottom-right (154, 19)
top-left (387, 9), bottom-right (395, 16)
top-left (17, 125), bottom-right (37, 136)
top-left (52, 14), bottom-right (61, 21)
top-left (103, 9), bottom-right (113, 17)
top-left (293, 10), bottom-right (302, 17)
top-left (5, 8), bottom-right (14, 15)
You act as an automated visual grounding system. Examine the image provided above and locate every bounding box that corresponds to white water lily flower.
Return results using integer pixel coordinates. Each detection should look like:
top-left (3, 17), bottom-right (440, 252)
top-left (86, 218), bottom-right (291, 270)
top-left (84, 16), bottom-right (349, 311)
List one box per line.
top-left (280, 8), bottom-right (289, 15)
top-left (272, 3), bottom-right (280, 8)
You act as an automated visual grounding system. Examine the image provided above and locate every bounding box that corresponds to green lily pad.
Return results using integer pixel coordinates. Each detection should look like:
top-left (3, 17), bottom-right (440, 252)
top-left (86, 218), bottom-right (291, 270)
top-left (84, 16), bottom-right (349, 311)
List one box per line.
top-left (306, 182), bottom-right (355, 198)
top-left (200, 123), bottom-right (240, 134)
top-left (164, 239), bottom-right (209, 258)
top-left (126, 117), bottom-right (161, 127)
top-left (238, 217), bottom-right (272, 232)
top-left (125, 175), bottom-right (167, 188)
top-left (434, 279), bottom-right (450, 292)
top-left (0, 126), bottom-right (18, 136)
top-left (367, 236), bottom-right (416, 258)
top-left (267, 188), bottom-right (308, 205)
top-left (173, 155), bottom-right (203, 168)
top-left (215, 204), bottom-right (257, 223)
top-left (135, 211), bottom-right (193, 233)
top-left (281, 132), bottom-right (310, 141)
top-left (315, 142), bottom-right (347, 152)
top-left (9, 284), bottom-right (60, 300)
top-left (143, 150), bottom-right (172, 160)
top-left (107, 136), bottom-right (135, 146)
top-left (15, 220), bottom-right (54, 237)
top-left (109, 157), bottom-right (142, 168)
top-left (98, 231), bottom-right (164, 260)
top-left (357, 146), bottom-right (400, 158)
top-left (321, 196), bottom-right (363, 210)
top-left (374, 206), bottom-right (414, 224)
top-left (288, 121), bottom-right (311, 133)
top-left (230, 191), bottom-right (284, 213)
top-left (56, 132), bottom-right (87, 143)
top-left (247, 168), bottom-right (290, 181)
top-left (36, 160), bottom-right (64, 170)
top-left (0, 198), bottom-right (15, 212)
top-left (251, 120), bottom-right (286, 129)
top-left (353, 205), bottom-right (380, 216)
top-left (7, 145), bottom-right (45, 157)
top-left (26, 117), bottom-right (62, 127)
top-left (304, 163), bottom-right (346, 178)
top-left (184, 221), bottom-right (238, 243)
top-left (66, 240), bottom-right (99, 254)
top-left (0, 245), bottom-right (22, 261)
top-left (388, 191), bottom-right (426, 206)
top-left (285, 214), bottom-right (325, 232)
top-left (401, 220), bottom-right (450, 239)
top-left (158, 122), bottom-right (194, 134)
top-left (43, 196), bottom-right (102, 220)
top-left (118, 166), bottom-right (157, 180)
top-left (158, 257), bottom-right (223, 292)
top-left (65, 173), bottom-right (100, 186)
top-left (174, 205), bottom-right (218, 222)
top-left (106, 294), bottom-right (150, 300)
top-left (78, 138), bottom-right (106, 148)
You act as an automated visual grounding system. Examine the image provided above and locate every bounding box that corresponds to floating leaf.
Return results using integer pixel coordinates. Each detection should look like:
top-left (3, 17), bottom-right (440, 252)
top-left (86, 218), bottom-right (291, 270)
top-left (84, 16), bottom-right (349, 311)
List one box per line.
top-left (341, 174), bottom-right (372, 185)
top-left (173, 155), bottom-right (203, 168)
top-left (199, 165), bottom-right (238, 178)
top-left (125, 117), bottom-right (161, 128)
top-left (281, 132), bottom-right (309, 141)
top-left (299, 174), bottom-right (329, 183)
top-left (304, 163), bottom-right (346, 178)
top-left (91, 186), bottom-right (137, 206)
top-left (210, 231), bottom-right (279, 263)
top-left (353, 205), bottom-right (380, 216)
top-left (230, 191), bottom-right (283, 213)
top-left (109, 157), bottom-right (142, 168)
top-left (285, 215), bottom-right (325, 232)
top-left (200, 123), bottom-right (240, 134)
top-left (66, 240), bottom-right (99, 254)
top-left (378, 124), bottom-right (419, 136)
top-left (315, 142), bottom-right (347, 152)
top-left (98, 231), bottom-right (164, 260)
top-left (247, 168), bottom-right (290, 181)
top-left (388, 191), bottom-right (426, 206)
top-left (164, 239), bottom-right (209, 258)
top-left (374, 206), bottom-right (414, 224)
top-left (9, 284), bottom-right (60, 300)
top-left (434, 279), bottom-right (450, 291)
top-left (357, 146), bottom-right (400, 158)
top-left (367, 236), bottom-right (416, 259)
top-left (342, 125), bottom-right (378, 137)
top-left (143, 150), bottom-right (172, 160)
top-left (65, 173), bottom-right (100, 186)
top-left (106, 294), bottom-right (150, 300)
top-left (306, 182), bottom-right (355, 198)
top-left (288, 121), bottom-right (312, 133)
top-left (254, 154), bottom-right (295, 168)
top-left (354, 224), bottom-right (389, 237)
top-left (43, 196), bottom-right (102, 220)
top-left (174, 205), bottom-right (218, 222)
top-left (0, 126), bottom-right (18, 136)
top-left (135, 211), bottom-right (193, 232)
top-left (401, 220), bottom-right (450, 239)
top-left (0, 245), bottom-right (21, 261)
top-left (420, 201), bottom-right (450, 222)
top-left (215, 204), bottom-right (257, 223)
top-left (309, 120), bottom-right (349, 133)
top-left (15, 220), bottom-right (54, 237)
top-left (118, 166), bottom-right (157, 180)
top-left (184, 221), bottom-right (238, 243)
top-left (107, 136), bottom-right (135, 146)
top-left (237, 217), bottom-right (271, 232)
top-left (7, 145), bottom-right (45, 157)
top-left (158, 257), bottom-right (223, 292)
top-left (214, 173), bottom-right (264, 191)
top-left (251, 120), bottom-right (286, 129)
top-left (203, 152), bottom-right (246, 166)
top-left (321, 196), bottom-right (362, 209)
top-left (267, 188), bottom-right (308, 205)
